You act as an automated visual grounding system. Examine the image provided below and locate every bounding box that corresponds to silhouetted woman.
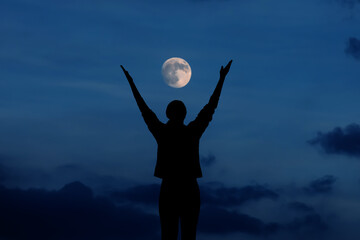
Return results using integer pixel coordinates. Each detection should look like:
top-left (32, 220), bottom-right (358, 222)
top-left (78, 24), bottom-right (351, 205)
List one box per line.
top-left (121, 60), bottom-right (232, 240)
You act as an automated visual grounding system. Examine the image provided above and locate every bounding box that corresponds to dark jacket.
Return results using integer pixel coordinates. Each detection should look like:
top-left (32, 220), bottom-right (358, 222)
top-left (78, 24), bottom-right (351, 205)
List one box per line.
top-left (126, 71), bottom-right (225, 179)
top-left (141, 101), bottom-right (217, 178)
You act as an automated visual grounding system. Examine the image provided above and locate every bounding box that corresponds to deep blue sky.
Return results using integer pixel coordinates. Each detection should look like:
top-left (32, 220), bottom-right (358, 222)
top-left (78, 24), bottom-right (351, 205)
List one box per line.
top-left (1, 0), bottom-right (360, 239)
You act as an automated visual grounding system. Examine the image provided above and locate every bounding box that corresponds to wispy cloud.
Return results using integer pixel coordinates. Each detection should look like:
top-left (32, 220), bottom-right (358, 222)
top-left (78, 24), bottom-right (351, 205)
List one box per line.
top-left (304, 175), bottom-right (337, 195)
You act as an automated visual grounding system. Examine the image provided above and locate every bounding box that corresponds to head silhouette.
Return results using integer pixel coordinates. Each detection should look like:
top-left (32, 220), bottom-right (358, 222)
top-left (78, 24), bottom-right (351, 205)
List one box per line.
top-left (166, 100), bottom-right (187, 122)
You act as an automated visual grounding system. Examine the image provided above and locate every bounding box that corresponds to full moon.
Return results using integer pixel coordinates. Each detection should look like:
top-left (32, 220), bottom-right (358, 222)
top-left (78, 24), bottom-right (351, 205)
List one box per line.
top-left (162, 57), bottom-right (192, 88)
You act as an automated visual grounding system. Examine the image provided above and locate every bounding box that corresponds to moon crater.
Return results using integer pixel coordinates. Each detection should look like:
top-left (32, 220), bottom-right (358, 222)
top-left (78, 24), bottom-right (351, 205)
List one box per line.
top-left (162, 57), bottom-right (191, 88)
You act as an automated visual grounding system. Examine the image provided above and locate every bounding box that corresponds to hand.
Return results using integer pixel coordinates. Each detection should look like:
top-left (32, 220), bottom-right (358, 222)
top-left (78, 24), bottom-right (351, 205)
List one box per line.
top-left (120, 65), bottom-right (133, 82)
top-left (220, 60), bottom-right (232, 79)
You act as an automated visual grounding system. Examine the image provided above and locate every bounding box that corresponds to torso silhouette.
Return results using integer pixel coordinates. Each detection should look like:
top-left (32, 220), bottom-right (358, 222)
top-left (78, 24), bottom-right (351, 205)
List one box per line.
top-left (141, 102), bottom-right (216, 179)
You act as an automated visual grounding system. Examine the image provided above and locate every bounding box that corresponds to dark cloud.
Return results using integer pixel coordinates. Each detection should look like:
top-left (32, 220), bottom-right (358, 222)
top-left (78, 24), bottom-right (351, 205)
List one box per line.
top-left (288, 201), bottom-right (314, 213)
top-left (0, 161), bottom-right (131, 192)
top-left (55, 163), bottom-right (84, 173)
top-left (0, 181), bottom-right (159, 240)
top-left (337, 0), bottom-right (360, 8)
top-left (112, 183), bottom-right (278, 207)
top-left (110, 182), bottom-right (280, 236)
top-left (0, 164), bottom-right (5, 183)
top-left (0, 179), bottom-right (336, 238)
top-left (201, 183), bottom-right (278, 206)
top-left (54, 164), bottom-right (131, 194)
top-left (112, 183), bottom-right (160, 206)
top-left (286, 213), bottom-right (328, 235)
top-left (309, 123), bottom-right (360, 157)
top-left (0, 155), bottom-right (16, 183)
top-left (285, 202), bottom-right (328, 236)
top-left (198, 206), bottom-right (279, 235)
top-left (0, 180), bottom-right (281, 238)
top-left (110, 182), bottom-right (333, 237)
top-left (345, 37), bottom-right (360, 61)
top-left (200, 154), bottom-right (216, 167)
top-left (304, 175), bottom-right (337, 195)
top-left (199, 200), bottom-right (327, 236)
top-left (0, 158), bottom-right (53, 188)
top-left (59, 181), bottom-right (94, 199)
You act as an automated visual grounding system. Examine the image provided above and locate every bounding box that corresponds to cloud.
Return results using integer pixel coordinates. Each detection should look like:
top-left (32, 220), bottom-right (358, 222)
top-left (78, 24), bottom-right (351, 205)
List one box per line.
top-left (0, 180), bottom-right (336, 239)
top-left (0, 158), bottom-right (53, 189)
top-left (112, 182), bottom-right (278, 207)
top-left (288, 201), bottom-right (314, 213)
top-left (0, 181), bottom-right (159, 240)
top-left (112, 183), bottom-right (160, 206)
top-left (345, 37), bottom-right (360, 61)
top-left (0, 164), bottom-right (5, 183)
top-left (337, 0), bottom-right (360, 8)
top-left (53, 164), bottom-right (131, 194)
top-left (308, 123), bottom-right (360, 158)
top-left (285, 213), bottom-right (328, 235)
top-left (198, 206), bottom-right (279, 235)
top-left (198, 202), bottom-right (327, 236)
top-left (0, 155), bottom-right (16, 184)
top-left (201, 183), bottom-right (278, 206)
top-left (304, 175), bottom-right (337, 195)
top-left (285, 201), bottom-right (328, 236)
top-left (0, 180), bottom-right (280, 238)
top-left (200, 154), bottom-right (216, 167)
top-left (0, 161), bottom-right (130, 192)
top-left (110, 182), bottom-right (280, 236)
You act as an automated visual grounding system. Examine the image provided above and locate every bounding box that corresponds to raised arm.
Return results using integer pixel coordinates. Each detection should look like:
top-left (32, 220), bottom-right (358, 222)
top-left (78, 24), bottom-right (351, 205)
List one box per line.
top-left (121, 65), bottom-right (151, 113)
top-left (188, 60), bottom-right (232, 135)
top-left (121, 65), bottom-right (162, 135)
top-left (208, 60), bottom-right (232, 109)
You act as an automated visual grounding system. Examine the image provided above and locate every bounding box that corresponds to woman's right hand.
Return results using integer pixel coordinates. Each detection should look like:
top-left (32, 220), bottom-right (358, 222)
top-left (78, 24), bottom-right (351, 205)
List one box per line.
top-left (220, 60), bottom-right (233, 79)
top-left (120, 65), bottom-right (133, 82)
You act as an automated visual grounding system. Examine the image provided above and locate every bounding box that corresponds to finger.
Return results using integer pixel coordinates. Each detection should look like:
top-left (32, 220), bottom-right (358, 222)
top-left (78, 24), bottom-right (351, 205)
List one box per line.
top-left (226, 60), bottom-right (232, 69)
top-left (121, 66), bottom-right (130, 76)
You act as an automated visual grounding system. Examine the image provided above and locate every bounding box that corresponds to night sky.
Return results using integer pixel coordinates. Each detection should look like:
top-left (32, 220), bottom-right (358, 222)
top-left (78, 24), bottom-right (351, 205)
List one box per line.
top-left (1, 0), bottom-right (360, 239)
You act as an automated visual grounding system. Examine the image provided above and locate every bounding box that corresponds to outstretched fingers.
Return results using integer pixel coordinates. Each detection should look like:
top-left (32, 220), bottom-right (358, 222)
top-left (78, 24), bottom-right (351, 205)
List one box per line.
top-left (220, 60), bottom-right (233, 77)
top-left (225, 60), bottom-right (233, 71)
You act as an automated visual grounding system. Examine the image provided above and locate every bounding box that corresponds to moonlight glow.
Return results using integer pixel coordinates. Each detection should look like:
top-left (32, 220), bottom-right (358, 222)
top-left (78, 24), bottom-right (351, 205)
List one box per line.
top-left (162, 57), bottom-right (192, 88)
